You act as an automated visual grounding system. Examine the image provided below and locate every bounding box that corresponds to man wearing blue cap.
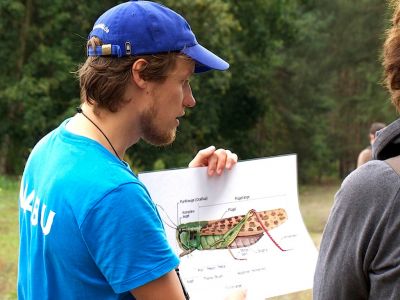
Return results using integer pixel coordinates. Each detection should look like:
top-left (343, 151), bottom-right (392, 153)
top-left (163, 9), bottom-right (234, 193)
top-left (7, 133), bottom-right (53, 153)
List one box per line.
top-left (17, 1), bottom-right (245, 299)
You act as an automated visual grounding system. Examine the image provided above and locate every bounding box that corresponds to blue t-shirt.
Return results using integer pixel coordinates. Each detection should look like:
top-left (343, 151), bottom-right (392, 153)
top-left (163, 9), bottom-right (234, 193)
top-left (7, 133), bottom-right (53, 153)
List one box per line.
top-left (18, 120), bottom-right (179, 299)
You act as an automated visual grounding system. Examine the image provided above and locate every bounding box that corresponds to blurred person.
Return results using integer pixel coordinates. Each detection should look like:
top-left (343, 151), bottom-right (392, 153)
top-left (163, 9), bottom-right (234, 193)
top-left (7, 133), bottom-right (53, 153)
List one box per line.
top-left (356, 122), bottom-right (386, 167)
top-left (313, 2), bottom-right (400, 299)
top-left (17, 1), bottom-right (245, 299)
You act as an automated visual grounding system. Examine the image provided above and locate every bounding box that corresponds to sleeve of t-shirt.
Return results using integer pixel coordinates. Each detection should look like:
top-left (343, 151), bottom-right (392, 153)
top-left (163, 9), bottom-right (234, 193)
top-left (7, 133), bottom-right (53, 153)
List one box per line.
top-left (80, 182), bottom-right (180, 294)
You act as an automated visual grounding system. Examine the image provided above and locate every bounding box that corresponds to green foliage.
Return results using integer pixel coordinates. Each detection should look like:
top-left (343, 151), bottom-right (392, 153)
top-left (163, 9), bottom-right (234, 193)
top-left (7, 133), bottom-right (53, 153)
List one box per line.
top-left (153, 158), bottom-right (166, 171)
top-left (0, 0), bottom-right (397, 182)
top-left (314, 0), bottom-right (397, 178)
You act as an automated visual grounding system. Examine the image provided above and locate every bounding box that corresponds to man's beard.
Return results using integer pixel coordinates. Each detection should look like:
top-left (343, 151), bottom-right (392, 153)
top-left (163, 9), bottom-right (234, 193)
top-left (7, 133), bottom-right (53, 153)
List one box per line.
top-left (140, 103), bottom-right (177, 146)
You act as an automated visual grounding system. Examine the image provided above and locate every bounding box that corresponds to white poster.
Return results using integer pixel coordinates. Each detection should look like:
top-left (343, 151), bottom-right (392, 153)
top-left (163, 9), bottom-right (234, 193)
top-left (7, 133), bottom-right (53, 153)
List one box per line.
top-left (139, 154), bottom-right (317, 300)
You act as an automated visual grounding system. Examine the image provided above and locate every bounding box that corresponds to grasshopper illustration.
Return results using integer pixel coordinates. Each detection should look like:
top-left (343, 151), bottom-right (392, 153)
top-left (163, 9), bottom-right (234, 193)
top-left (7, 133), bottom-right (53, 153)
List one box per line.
top-left (176, 208), bottom-right (288, 258)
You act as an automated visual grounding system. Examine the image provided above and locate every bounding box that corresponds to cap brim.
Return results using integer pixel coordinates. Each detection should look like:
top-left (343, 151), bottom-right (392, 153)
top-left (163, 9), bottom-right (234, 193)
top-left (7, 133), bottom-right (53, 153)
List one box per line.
top-left (181, 44), bottom-right (229, 73)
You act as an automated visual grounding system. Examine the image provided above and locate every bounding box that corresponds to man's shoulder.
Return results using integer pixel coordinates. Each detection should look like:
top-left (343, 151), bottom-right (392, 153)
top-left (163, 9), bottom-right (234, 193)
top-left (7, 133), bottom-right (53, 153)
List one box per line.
top-left (339, 160), bottom-right (400, 209)
top-left (346, 160), bottom-right (397, 189)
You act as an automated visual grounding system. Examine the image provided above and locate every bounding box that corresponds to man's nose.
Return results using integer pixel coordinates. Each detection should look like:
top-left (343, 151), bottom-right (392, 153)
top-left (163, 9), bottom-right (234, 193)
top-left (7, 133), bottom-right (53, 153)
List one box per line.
top-left (183, 84), bottom-right (196, 108)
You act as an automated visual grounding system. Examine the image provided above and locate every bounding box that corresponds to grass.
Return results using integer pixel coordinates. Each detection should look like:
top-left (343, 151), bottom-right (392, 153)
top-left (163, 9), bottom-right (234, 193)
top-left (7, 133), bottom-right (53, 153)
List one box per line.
top-left (0, 176), bottom-right (338, 300)
top-left (298, 184), bottom-right (338, 248)
top-left (0, 176), bottom-right (20, 300)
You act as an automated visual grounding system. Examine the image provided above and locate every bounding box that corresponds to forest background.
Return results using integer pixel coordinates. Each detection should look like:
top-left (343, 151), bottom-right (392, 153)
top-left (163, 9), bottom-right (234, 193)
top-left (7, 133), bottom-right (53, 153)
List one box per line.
top-left (0, 0), bottom-right (397, 183)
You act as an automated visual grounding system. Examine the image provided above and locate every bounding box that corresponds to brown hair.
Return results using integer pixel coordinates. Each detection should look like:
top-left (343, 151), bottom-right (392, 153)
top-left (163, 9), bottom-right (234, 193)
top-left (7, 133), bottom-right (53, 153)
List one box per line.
top-left (369, 122), bottom-right (386, 135)
top-left (77, 37), bottom-right (189, 113)
top-left (383, 2), bottom-right (400, 111)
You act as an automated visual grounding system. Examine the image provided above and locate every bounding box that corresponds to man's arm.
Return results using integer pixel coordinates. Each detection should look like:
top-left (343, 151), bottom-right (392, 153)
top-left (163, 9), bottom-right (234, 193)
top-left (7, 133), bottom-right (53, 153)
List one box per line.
top-left (131, 270), bottom-right (247, 300)
top-left (131, 270), bottom-right (185, 300)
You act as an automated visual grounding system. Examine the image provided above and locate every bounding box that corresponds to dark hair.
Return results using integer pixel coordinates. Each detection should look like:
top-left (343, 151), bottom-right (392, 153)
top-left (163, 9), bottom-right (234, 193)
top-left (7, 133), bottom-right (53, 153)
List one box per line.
top-left (77, 37), bottom-right (190, 113)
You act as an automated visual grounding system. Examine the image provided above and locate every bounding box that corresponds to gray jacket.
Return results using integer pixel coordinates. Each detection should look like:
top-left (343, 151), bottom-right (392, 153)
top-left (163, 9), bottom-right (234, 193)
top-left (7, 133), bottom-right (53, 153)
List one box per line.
top-left (313, 119), bottom-right (400, 299)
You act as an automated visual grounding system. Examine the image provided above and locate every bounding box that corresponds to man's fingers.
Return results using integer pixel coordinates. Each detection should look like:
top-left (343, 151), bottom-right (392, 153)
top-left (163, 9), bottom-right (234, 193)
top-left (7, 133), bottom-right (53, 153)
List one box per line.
top-left (188, 145), bottom-right (216, 168)
top-left (225, 149), bottom-right (238, 169)
top-left (207, 153), bottom-right (218, 176)
top-left (188, 146), bottom-right (238, 176)
top-left (215, 148), bottom-right (227, 175)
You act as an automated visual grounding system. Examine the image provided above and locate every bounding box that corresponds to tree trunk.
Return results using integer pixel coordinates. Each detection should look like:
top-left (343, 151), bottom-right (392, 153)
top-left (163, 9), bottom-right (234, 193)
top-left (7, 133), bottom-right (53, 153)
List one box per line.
top-left (16, 0), bottom-right (33, 76)
top-left (1, 0), bottom-right (33, 174)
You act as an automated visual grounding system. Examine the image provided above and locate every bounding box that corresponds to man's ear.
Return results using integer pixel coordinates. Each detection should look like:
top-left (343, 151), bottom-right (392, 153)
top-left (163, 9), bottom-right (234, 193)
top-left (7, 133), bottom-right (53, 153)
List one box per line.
top-left (131, 59), bottom-right (148, 89)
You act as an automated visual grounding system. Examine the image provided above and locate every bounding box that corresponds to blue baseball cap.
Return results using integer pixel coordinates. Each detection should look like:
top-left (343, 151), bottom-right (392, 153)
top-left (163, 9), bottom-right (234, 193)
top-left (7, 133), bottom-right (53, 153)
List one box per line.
top-left (88, 0), bottom-right (229, 73)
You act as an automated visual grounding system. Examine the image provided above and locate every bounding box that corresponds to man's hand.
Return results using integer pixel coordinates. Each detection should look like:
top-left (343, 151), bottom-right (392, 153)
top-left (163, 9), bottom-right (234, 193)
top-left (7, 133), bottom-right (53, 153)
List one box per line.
top-left (225, 289), bottom-right (247, 300)
top-left (188, 146), bottom-right (238, 176)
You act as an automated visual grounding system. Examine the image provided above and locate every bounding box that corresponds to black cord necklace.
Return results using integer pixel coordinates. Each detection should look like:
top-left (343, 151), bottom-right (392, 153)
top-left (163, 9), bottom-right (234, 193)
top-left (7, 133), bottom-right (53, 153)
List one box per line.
top-left (76, 107), bottom-right (122, 161)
